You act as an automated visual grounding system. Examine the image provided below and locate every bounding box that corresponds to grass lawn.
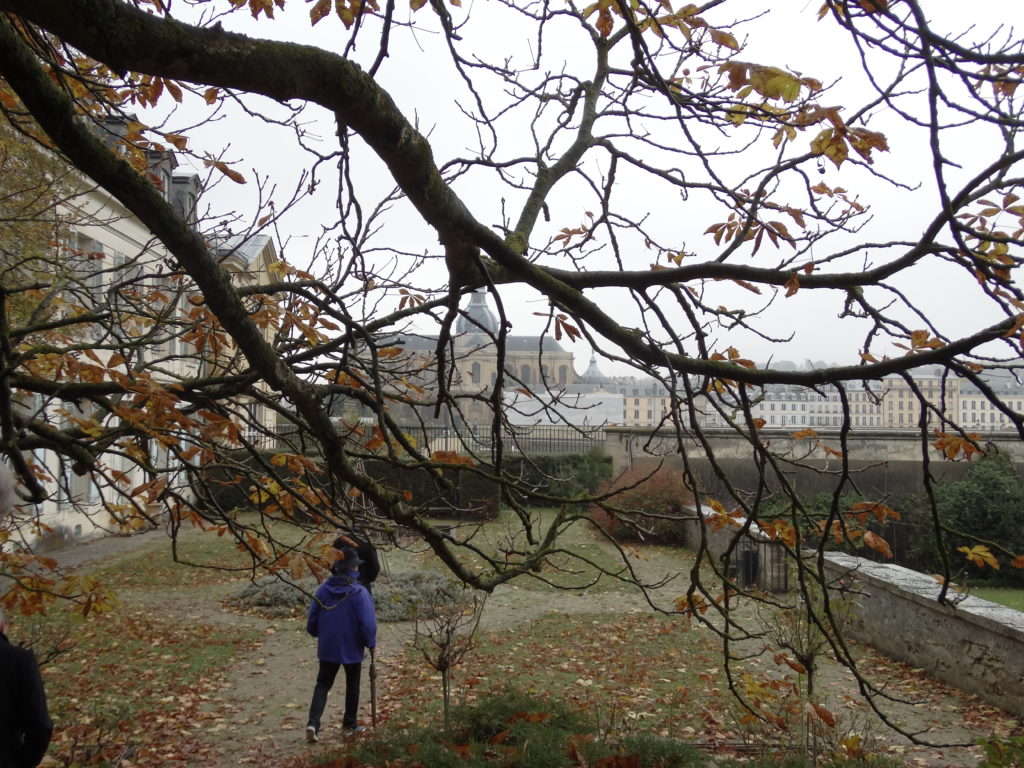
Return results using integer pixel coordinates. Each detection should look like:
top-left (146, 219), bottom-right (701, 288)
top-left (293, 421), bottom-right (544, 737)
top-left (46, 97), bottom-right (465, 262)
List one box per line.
top-left (14, 508), bottom-right (1010, 768)
top-left (18, 525), bottom-right (263, 767)
top-left (28, 594), bottom-right (260, 766)
top-left (396, 508), bottom-right (654, 593)
top-left (87, 532), bottom-right (251, 588)
top-left (968, 586), bottom-right (1024, 612)
top-left (381, 601), bottom-right (820, 741)
top-left (459, 611), bottom-right (734, 735)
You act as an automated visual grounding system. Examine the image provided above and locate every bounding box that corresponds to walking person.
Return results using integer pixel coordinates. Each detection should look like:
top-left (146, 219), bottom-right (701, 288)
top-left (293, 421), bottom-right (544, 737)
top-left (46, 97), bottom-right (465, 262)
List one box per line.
top-left (305, 545), bottom-right (377, 743)
top-left (0, 605), bottom-right (53, 768)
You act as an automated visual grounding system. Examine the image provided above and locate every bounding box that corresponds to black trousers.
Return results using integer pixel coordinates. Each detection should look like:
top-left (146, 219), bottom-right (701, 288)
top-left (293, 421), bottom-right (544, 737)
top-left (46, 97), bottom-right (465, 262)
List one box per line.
top-left (307, 660), bottom-right (362, 730)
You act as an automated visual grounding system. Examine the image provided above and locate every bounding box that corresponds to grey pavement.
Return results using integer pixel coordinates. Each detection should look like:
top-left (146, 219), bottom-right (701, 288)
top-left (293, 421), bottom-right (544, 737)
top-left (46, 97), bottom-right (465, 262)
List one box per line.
top-left (44, 527), bottom-right (170, 570)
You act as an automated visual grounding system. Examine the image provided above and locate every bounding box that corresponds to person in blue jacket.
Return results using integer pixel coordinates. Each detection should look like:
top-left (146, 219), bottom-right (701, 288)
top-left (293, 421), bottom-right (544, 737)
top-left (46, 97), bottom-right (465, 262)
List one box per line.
top-left (305, 545), bottom-right (377, 743)
top-left (332, 530), bottom-right (380, 594)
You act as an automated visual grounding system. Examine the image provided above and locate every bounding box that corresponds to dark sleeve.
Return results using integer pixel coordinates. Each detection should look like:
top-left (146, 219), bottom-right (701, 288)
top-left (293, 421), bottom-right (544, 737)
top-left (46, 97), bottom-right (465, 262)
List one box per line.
top-left (355, 589), bottom-right (377, 649)
top-left (18, 650), bottom-right (52, 768)
top-left (358, 539), bottom-right (380, 584)
top-left (306, 595), bottom-right (320, 637)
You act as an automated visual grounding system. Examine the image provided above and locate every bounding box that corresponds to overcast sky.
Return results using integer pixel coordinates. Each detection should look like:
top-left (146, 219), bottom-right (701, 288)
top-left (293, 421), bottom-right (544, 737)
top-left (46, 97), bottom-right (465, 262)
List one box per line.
top-left (159, 0), bottom-right (1021, 374)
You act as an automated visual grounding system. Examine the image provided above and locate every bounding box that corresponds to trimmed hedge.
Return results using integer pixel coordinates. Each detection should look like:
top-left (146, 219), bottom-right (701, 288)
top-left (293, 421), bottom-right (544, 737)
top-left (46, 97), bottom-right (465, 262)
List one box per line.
top-left (193, 447), bottom-right (611, 520)
top-left (191, 447), bottom-right (319, 521)
top-left (362, 458), bottom-right (499, 520)
top-left (226, 569), bottom-right (468, 622)
top-left (495, 450), bottom-right (613, 507)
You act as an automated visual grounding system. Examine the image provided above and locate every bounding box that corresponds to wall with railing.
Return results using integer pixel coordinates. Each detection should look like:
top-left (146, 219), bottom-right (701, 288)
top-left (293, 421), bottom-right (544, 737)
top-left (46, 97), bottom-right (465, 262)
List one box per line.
top-left (393, 424), bottom-right (606, 458)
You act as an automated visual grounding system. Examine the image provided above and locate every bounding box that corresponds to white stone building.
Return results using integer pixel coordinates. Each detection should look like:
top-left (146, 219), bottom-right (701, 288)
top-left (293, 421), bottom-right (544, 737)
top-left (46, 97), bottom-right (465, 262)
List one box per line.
top-left (10, 139), bottom-right (278, 546)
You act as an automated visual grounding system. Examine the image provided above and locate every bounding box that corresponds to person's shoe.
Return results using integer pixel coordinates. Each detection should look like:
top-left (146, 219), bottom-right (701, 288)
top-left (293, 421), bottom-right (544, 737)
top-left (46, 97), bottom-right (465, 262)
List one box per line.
top-left (343, 725), bottom-right (366, 735)
top-left (305, 725), bottom-right (319, 743)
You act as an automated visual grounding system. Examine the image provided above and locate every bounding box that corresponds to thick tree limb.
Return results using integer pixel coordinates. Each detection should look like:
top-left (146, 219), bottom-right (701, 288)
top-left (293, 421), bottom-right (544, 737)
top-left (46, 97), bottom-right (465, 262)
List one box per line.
top-left (1, 0), bottom-right (1016, 388)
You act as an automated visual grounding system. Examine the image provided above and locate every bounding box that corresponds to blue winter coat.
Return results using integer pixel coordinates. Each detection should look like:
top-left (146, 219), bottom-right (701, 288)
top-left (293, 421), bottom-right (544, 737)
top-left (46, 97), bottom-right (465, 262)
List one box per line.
top-left (306, 570), bottom-right (377, 664)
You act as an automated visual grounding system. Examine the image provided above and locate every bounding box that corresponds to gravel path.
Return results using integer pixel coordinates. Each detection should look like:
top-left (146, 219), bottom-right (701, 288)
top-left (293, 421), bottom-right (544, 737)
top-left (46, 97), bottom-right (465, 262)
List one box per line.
top-left (46, 526), bottom-right (171, 570)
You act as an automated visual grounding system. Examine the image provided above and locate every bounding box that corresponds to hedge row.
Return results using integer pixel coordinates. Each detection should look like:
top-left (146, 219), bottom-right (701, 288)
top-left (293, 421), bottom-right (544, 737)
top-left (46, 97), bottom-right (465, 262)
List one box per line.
top-left (192, 448), bottom-right (612, 520)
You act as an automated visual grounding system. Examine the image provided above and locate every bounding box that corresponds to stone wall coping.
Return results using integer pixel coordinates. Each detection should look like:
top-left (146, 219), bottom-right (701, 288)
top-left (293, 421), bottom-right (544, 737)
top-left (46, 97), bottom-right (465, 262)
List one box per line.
top-left (822, 552), bottom-right (1024, 641)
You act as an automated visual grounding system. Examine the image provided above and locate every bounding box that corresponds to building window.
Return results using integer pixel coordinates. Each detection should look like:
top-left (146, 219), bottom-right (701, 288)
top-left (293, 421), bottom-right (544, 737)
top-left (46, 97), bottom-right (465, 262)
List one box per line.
top-left (471, 362), bottom-right (481, 384)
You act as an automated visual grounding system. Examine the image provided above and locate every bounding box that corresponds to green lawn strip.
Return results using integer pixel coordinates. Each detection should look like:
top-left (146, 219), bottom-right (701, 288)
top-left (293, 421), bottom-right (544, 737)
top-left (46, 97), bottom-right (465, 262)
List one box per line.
top-left (87, 527), bottom-right (263, 588)
top-left (397, 509), bottom-right (681, 593)
top-left (967, 587), bottom-right (1024, 612)
top-left (89, 544), bottom-right (249, 588)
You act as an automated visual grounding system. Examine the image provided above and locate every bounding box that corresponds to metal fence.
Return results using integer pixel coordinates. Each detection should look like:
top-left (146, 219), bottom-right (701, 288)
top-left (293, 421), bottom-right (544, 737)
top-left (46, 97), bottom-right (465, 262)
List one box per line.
top-left (397, 424), bottom-right (607, 458)
top-left (244, 422), bottom-right (606, 459)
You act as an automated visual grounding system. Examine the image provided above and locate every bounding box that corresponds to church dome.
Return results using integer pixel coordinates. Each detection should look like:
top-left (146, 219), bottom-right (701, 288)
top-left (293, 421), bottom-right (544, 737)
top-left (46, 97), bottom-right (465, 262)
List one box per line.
top-left (579, 354), bottom-right (613, 387)
top-left (456, 290), bottom-right (499, 336)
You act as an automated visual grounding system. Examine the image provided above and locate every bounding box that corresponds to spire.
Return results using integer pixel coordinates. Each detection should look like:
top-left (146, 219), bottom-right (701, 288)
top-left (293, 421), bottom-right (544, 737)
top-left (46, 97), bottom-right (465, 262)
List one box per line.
top-left (580, 353), bottom-right (609, 385)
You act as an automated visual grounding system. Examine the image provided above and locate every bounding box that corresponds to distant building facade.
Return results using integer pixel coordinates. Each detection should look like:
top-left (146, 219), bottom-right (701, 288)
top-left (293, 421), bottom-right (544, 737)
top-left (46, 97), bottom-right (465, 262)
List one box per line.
top-left (379, 291), bottom-right (1022, 438)
top-left (386, 290), bottom-right (577, 427)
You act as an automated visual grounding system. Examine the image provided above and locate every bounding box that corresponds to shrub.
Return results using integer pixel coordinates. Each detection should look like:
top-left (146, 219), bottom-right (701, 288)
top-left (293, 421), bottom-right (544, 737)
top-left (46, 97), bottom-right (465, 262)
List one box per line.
top-left (618, 733), bottom-right (705, 767)
top-left (339, 689), bottom-right (713, 768)
top-left (590, 465), bottom-right (695, 545)
top-left (51, 699), bottom-right (137, 767)
top-left (978, 734), bottom-right (1024, 768)
top-left (345, 690), bottom-right (595, 768)
top-left (374, 570), bottom-right (467, 622)
top-left (227, 569), bottom-right (469, 621)
top-left (498, 450), bottom-right (613, 507)
top-left (935, 452), bottom-right (1024, 585)
top-left (225, 574), bottom-right (317, 617)
top-left (450, 688), bottom-right (590, 744)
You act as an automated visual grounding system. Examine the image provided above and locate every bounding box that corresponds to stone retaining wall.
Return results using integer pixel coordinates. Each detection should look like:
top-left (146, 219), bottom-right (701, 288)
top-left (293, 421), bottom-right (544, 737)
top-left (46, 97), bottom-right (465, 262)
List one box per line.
top-left (821, 553), bottom-right (1024, 716)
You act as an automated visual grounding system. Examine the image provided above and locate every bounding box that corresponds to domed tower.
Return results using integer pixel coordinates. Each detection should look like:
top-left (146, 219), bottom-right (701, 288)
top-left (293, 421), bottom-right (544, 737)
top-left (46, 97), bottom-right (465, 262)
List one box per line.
top-left (455, 289), bottom-right (499, 336)
top-left (578, 353), bottom-right (614, 391)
